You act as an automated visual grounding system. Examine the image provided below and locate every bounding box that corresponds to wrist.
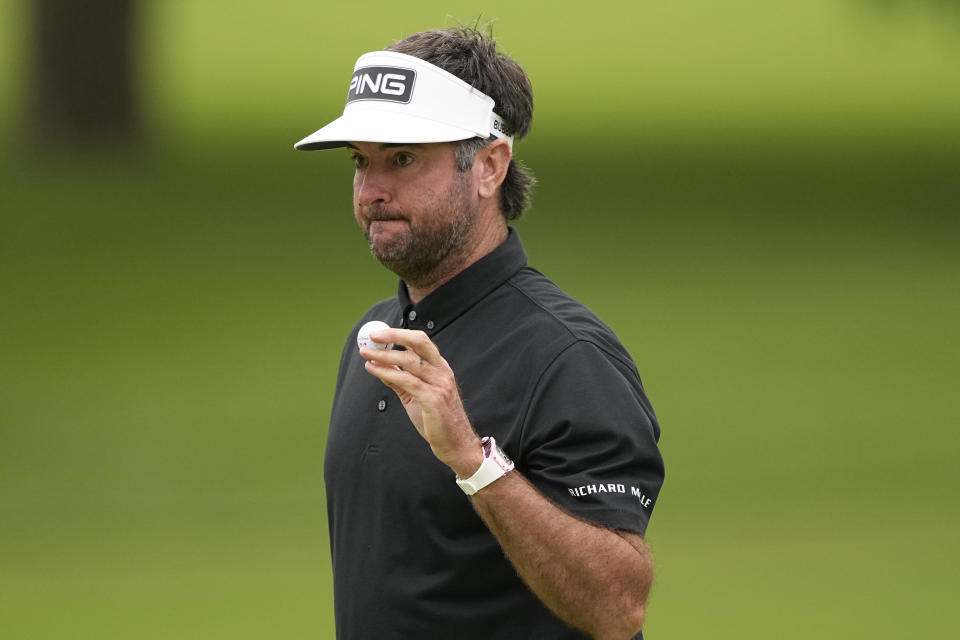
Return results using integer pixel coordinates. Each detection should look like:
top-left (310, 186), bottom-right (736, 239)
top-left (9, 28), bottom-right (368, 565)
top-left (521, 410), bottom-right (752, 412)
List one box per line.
top-left (448, 443), bottom-right (485, 480)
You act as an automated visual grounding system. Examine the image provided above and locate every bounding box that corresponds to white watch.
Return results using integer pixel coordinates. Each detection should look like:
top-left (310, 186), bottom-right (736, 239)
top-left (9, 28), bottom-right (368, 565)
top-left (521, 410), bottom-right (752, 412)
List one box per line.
top-left (455, 437), bottom-right (514, 495)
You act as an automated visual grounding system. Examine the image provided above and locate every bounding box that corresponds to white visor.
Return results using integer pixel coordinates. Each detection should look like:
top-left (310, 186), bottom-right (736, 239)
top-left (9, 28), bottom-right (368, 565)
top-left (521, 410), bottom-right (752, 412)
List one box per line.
top-left (294, 50), bottom-right (514, 151)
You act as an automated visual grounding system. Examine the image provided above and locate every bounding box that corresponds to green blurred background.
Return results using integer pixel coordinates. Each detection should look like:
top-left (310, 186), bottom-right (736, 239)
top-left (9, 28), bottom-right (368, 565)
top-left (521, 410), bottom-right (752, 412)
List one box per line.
top-left (1, 1), bottom-right (957, 638)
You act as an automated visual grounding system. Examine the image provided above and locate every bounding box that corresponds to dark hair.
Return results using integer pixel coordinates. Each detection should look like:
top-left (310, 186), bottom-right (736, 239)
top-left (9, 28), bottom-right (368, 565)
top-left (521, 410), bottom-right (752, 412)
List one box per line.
top-left (387, 27), bottom-right (535, 220)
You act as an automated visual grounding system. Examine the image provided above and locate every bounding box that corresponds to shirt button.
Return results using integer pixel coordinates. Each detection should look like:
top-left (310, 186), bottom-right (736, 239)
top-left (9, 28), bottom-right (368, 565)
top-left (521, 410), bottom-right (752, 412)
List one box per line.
top-left (426, 321), bottom-right (435, 330)
top-left (377, 399), bottom-right (387, 411)
top-left (408, 310), bottom-right (417, 321)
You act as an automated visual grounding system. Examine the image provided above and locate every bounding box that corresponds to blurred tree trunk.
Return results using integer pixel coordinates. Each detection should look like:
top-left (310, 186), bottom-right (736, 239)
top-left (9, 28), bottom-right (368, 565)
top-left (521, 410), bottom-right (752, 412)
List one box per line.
top-left (29, 0), bottom-right (140, 147)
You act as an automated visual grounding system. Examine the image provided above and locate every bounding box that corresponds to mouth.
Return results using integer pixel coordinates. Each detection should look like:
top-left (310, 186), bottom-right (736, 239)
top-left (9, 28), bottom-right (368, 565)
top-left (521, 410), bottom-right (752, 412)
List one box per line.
top-left (367, 216), bottom-right (407, 226)
top-left (366, 218), bottom-right (409, 240)
top-left (360, 204), bottom-right (409, 237)
top-left (363, 207), bottom-right (407, 223)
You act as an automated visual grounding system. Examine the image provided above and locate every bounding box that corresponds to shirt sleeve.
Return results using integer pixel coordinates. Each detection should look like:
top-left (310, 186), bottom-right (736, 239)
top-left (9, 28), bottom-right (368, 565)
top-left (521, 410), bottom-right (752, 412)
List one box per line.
top-left (518, 340), bottom-right (665, 536)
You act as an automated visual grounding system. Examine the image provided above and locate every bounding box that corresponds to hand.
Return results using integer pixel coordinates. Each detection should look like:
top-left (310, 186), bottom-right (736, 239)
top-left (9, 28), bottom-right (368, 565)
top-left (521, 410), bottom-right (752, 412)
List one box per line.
top-left (359, 328), bottom-right (483, 477)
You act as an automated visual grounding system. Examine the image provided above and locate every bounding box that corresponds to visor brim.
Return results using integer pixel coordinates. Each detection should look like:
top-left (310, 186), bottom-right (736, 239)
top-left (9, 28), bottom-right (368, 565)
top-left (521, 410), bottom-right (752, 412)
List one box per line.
top-left (294, 108), bottom-right (481, 150)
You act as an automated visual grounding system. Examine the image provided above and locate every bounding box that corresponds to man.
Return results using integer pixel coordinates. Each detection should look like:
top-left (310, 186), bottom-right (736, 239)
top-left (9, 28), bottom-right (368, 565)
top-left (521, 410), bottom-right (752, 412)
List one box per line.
top-left (295, 27), bottom-right (665, 639)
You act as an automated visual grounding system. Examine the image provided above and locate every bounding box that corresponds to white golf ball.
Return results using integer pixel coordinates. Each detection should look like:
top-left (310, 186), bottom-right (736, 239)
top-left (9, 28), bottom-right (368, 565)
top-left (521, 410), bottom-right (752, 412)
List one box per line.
top-left (357, 320), bottom-right (393, 351)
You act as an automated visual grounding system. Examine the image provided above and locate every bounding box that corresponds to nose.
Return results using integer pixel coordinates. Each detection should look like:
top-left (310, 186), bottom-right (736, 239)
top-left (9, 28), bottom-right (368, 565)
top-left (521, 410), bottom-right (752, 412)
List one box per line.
top-left (355, 164), bottom-right (392, 207)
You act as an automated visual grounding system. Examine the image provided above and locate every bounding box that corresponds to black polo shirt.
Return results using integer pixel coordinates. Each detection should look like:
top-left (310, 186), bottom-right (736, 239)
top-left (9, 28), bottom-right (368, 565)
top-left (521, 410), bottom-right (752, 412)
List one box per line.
top-left (325, 228), bottom-right (664, 639)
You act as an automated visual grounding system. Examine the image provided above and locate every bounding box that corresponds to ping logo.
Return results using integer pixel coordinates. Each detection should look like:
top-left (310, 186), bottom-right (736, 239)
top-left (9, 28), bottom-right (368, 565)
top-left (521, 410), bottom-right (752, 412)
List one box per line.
top-left (346, 66), bottom-right (415, 104)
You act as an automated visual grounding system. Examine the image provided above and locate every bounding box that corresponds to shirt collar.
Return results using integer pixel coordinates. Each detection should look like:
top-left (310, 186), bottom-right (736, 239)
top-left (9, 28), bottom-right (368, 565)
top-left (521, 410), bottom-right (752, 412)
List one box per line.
top-left (396, 227), bottom-right (527, 335)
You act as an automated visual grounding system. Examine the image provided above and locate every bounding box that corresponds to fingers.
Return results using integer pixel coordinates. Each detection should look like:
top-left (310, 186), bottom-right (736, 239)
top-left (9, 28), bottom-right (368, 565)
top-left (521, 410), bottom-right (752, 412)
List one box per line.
top-left (363, 358), bottom-right (426, 395)
top-left (360, 329), bottom-right (443, 369)
top-left (362, 353), bottom-right (431, 392)
top-left (360, 328), bottom-right (451, 401)
top-left (367, 328), bottom-right (443, 366)
top-left (360, 345), bottom-right (430, 376)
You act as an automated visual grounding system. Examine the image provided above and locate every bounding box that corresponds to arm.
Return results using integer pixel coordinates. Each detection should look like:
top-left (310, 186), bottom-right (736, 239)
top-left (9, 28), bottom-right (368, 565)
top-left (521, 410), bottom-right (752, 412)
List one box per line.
top-left (473, 470), bottom-right (653, 638)
top-left (361, 329), bottom-right (653, 639)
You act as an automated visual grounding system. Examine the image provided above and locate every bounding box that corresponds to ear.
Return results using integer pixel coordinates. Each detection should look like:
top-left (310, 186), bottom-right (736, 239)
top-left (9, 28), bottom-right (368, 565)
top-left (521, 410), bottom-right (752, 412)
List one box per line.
top-left (475, 139), bottom-right (512, 201)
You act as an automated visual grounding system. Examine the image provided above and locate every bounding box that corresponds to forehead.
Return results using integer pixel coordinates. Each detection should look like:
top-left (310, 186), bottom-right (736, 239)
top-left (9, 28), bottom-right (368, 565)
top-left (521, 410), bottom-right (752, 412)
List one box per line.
top-left (345, 141), bottom-right (454, 154)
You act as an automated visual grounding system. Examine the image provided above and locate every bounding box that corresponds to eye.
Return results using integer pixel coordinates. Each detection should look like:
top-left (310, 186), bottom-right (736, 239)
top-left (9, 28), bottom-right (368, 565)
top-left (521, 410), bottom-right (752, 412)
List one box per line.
top-left (394, 152), bottom-right (414, 167)
top-left (350, 153), bottom-right (368, 169)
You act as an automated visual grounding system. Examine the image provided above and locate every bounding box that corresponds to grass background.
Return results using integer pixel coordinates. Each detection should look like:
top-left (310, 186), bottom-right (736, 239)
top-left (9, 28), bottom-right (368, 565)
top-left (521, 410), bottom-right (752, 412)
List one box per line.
top-left (1, 1), bottom-right (958, 637)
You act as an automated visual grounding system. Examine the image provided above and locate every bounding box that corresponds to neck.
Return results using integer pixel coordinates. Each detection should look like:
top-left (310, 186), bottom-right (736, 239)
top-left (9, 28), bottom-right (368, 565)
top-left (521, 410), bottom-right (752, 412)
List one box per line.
top-left (405, 217), bottom-right (507, 304)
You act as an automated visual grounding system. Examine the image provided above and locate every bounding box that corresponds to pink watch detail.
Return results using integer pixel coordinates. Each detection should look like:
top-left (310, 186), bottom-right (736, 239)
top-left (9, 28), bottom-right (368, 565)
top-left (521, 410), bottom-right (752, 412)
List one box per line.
top-left (455, 437), bottom-right (514, 495)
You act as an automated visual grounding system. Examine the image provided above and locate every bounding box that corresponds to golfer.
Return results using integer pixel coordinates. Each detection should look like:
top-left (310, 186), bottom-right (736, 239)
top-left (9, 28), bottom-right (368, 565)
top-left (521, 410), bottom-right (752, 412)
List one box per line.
top-left (295, 27), bottom-right (665, 639)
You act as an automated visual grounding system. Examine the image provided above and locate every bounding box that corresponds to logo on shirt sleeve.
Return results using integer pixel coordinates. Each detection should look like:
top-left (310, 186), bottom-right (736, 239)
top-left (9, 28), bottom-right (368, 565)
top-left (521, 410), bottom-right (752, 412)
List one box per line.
top-left (568, 483), bottom-right (654, 510)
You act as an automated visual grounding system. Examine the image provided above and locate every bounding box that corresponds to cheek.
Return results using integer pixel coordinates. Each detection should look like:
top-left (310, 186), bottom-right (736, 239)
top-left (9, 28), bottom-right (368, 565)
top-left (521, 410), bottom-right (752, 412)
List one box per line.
top-left (351, 178), bottom-right (365, 220)
top-left (352, 173), bottom-right (362, 201)
top-left (353, 205), bottom-right (366, 231)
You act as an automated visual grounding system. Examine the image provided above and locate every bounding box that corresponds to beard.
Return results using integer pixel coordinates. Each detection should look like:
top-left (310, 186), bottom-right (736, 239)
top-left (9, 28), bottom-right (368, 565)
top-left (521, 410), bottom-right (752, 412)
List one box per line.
top-left (359, 171), bottom-right (478, 286)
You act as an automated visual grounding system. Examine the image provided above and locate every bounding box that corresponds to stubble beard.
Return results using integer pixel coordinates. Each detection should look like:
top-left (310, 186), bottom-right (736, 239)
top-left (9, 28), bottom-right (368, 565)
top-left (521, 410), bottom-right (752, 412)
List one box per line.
top-left (363, 172), bottom-right (478, 287)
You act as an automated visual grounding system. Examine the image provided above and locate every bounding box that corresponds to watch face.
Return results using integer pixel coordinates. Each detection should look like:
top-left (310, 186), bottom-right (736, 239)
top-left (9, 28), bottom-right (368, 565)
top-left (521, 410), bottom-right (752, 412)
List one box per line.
top-left (484, 437), bottom-right (513, 468)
